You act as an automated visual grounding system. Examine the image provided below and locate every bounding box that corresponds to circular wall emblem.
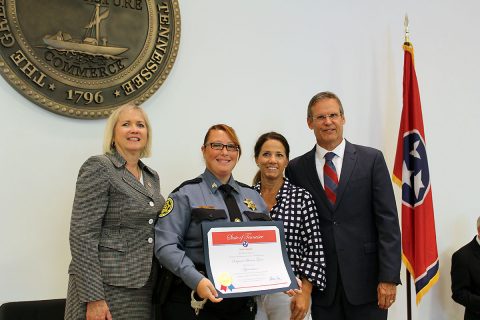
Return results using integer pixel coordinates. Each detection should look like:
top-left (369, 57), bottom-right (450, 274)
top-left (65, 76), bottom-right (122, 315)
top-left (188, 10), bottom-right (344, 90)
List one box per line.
top-left (0, 0), bottom-right (180, 119)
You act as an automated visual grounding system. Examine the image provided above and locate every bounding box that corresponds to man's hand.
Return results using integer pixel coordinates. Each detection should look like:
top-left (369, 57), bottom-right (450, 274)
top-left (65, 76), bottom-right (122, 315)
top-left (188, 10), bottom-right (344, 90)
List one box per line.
top-left (86, 300), bottom-right (112, 320)
top-left (377, 282), bottom-right (397, 309)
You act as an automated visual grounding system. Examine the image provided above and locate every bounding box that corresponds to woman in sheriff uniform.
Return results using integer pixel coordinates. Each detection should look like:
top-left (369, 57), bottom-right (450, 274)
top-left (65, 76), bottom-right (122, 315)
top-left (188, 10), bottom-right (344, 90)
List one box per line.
top-left (154, 124), bottom-right (270, 320)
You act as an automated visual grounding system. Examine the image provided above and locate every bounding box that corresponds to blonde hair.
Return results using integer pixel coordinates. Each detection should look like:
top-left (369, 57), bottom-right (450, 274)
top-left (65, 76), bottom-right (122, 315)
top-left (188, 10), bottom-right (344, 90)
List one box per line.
top-left (103, 103), bottom-right (152, 158)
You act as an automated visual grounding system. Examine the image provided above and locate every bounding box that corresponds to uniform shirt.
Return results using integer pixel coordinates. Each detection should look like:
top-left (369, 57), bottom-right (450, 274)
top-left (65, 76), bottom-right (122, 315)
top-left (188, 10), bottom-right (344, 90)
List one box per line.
top-left (254, 178), bottom-right (326, 289)
top-left (154, 169), bottom-right (269, 290)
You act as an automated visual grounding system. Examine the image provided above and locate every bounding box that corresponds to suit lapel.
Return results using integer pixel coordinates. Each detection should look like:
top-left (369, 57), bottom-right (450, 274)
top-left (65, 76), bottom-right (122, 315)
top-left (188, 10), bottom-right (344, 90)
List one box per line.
top-left (122, 168), bottom-right (153, 199)
top-left (303, 147), bottom-right (333, 211)
top-left (142, 171), bottom-right (155, 198)
top-left (470, 237), bottom-right (480, 259)
top-left (107, 152), bottom-right (154, 199)
top-left (332, 140), bottom-right (357, 210)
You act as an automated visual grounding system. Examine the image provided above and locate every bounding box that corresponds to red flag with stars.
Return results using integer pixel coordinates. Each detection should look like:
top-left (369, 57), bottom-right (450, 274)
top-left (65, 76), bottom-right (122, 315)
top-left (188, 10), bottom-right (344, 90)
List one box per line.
top-left (392, 41), bottom-right (439, 304)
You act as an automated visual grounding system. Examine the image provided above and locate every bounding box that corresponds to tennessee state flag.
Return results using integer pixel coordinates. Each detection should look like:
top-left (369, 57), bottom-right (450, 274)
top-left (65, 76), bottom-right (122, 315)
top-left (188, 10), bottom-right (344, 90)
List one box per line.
top-left (392, 41), bottom-right (439, 304)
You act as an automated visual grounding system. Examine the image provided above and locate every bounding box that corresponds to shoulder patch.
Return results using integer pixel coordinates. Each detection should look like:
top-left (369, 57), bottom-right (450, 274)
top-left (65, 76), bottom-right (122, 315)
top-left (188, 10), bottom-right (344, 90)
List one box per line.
top-left (159, 197), bottom-right (174, 218)
top-left (172, 177), bottom-right (203, 193)
top-left (236, 181), bottom-right (254, 189)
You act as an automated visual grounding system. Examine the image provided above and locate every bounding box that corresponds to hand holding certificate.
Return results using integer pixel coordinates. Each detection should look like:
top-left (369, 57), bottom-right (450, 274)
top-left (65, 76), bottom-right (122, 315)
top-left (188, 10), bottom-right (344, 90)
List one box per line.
top-left (202, 221), bottom-right (298, 298)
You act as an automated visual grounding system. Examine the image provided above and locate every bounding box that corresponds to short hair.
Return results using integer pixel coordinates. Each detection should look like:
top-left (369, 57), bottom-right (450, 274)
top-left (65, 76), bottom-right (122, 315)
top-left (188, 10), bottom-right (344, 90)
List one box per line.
top-left (203, 124), bottom-right (242, 158)
top-left (103, 103), bottom-right (152, 158)
top-left (307, 91), bottom-right (344, 118)
top-left (477, 216), bottom-right (480, 230)
top-left (252, 132), bottom-right (290, 185)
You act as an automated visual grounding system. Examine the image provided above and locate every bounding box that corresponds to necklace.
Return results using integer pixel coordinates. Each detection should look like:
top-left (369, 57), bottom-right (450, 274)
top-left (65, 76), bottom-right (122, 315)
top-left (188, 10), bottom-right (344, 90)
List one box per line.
top-left (127, 164), bottom-right (141, 180)
top-left (135, 166), bottom-right (141, 180)
top-left (260, 181), bottom-right (282, 211)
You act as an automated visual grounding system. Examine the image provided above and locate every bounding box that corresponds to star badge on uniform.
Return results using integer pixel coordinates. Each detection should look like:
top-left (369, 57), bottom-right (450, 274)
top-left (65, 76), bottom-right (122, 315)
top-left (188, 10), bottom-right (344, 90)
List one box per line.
top-left (159, 197), bottom-right (174, 218)
top-left (243, 198), bottom-right (256, 210)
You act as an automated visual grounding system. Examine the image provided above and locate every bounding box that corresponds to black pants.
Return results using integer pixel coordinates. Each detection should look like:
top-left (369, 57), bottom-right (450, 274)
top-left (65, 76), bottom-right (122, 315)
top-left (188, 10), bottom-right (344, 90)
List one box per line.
top-left (311, 270), bottom-right (387, 320)
top-left (162, 280), bottom-right (256, 320)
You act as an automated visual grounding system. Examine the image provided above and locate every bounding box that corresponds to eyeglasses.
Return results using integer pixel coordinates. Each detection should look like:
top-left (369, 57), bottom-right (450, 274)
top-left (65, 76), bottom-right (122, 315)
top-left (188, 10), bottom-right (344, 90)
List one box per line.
top-left (205, 142), bottom-right (239, 152)
top-left (311, 113), bottom-right (342, 122)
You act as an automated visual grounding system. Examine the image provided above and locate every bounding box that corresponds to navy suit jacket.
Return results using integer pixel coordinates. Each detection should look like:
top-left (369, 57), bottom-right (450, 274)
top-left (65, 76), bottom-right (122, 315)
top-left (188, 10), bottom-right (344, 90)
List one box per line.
top-left (451, 237), bottom-right (480, 320)
top-left (285, 140), bottom-right (401, 306)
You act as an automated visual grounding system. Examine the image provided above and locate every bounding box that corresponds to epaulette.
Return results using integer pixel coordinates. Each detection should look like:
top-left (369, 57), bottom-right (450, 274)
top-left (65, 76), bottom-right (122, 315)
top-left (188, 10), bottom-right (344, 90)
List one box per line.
top-left (172, 177), bottom-right (202, 193)
top-left (236, 181), bottom-right (254, 190)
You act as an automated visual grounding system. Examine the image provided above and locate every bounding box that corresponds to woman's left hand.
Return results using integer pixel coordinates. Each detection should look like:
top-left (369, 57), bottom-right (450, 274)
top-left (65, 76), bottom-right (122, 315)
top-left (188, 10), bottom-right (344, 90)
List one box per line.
top-left (284, 277), bottom-right (303, 297)
top-left (196, 278), bottom-right (223, 303)
top-left (290, 278), bottom-right (312, 320)
top-left (290, 291), bottom-right (310, 320)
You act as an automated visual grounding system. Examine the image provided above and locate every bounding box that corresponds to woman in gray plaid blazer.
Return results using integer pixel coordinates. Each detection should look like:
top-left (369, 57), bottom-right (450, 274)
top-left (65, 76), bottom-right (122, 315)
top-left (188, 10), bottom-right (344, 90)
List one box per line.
top-left (65, 104), bottom-right (165, 320)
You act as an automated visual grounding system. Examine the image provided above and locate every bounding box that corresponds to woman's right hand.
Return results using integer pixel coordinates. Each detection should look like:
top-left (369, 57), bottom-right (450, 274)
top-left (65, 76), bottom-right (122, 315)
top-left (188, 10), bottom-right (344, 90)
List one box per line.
top-left (196, 278), bottom-right (223, 303)
top-left (86, 300), bottom-right (112, 320)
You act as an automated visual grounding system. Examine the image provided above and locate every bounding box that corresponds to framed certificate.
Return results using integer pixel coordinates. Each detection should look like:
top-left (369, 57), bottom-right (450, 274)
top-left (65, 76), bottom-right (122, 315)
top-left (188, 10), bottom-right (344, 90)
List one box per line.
top-left (202, 221), bottom-right (298, 298)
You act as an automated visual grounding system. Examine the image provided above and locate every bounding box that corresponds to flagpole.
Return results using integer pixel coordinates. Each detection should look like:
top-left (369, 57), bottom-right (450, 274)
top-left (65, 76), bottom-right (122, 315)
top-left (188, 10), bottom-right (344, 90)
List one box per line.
top-left (403, 14), bottom-right (413, 320)
top-left (406, 270), bottom-right (412, 320)
top-left (404, 14), bottom-right (410, 45)
top-left (396, 13), bottom-right (440, 317)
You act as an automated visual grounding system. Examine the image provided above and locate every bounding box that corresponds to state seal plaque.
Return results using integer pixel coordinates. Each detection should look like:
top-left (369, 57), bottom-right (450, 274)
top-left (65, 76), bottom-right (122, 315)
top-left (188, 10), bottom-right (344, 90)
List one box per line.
top-left (0, 0), bottom-right (180, 119)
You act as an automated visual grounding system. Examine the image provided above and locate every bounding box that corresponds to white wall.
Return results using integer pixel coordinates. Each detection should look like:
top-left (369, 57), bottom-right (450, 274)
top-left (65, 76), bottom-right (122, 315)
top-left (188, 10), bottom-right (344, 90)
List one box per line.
top-left (0, 1), bottom-right (478, 319)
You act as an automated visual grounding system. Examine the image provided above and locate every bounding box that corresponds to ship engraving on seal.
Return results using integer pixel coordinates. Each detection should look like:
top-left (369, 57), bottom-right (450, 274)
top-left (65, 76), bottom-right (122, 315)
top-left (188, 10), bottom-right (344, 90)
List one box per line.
top-left (43, 4), bottom-right (129, 57)
top-left (0, 0), bottom-right (181, 119)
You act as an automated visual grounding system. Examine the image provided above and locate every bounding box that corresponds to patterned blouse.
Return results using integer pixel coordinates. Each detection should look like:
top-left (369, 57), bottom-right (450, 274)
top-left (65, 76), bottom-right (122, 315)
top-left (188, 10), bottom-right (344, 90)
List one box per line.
top-left (254, 178), bottom-right (326, 289)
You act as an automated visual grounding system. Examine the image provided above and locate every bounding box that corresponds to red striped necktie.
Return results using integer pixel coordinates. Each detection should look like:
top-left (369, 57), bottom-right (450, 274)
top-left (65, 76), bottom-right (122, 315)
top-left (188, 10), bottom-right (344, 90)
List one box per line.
top-left (324, 152), bottom-right (338, 205)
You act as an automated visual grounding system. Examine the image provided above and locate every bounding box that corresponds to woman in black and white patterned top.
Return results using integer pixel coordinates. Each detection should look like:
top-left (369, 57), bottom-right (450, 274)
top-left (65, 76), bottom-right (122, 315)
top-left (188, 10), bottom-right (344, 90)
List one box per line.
top-left (253, 132), bottom-right (326, 320)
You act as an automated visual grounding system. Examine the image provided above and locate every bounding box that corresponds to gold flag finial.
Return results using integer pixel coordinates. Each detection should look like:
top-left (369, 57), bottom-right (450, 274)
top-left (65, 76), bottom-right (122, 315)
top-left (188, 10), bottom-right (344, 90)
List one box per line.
top-left (404, 14), bottom-right (410, 45)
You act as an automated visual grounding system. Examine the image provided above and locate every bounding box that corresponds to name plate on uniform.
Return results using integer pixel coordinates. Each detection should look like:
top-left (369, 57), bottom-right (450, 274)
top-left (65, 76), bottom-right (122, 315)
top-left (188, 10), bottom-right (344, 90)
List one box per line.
top-left (202, 221), bottom-right (298, 298)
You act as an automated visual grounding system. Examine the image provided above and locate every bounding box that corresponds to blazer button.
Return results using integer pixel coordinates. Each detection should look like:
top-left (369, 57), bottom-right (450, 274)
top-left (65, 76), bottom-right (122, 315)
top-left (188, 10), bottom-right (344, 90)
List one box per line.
top-left (149, 201), bottom-right (154, 207)
top-left (148, 237), bottom-right (153, 244)
top-left (148, 218), bottom-right (154, 224)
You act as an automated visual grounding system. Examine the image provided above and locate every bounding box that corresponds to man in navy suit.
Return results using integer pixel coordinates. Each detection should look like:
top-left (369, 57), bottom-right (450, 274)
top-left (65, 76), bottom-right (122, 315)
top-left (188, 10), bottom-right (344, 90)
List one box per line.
top-left (285, 91), bottom-right (401, 320)
top-left (451, 216), bottom-right (480, 320)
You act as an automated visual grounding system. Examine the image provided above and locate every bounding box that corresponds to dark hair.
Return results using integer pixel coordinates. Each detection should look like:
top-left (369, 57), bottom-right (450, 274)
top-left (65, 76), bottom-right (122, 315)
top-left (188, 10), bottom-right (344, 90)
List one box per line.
top-left (203, 124), bottom-right (242, 158)
top-left (252, 132), bottom-right (290, 185)
top-left (307, 91), bottom-right (344, 118)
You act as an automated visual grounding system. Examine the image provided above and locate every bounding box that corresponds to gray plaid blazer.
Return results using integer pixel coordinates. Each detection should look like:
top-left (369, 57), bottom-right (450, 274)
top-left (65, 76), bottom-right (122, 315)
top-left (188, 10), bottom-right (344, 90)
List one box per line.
top-left (67, 152), bottom-right (165, 303)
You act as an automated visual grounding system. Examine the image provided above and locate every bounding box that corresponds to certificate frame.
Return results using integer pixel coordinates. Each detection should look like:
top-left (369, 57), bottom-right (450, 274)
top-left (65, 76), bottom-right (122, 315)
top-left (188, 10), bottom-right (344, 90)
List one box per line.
top-left (202, 221), bottom-right (298, 298)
